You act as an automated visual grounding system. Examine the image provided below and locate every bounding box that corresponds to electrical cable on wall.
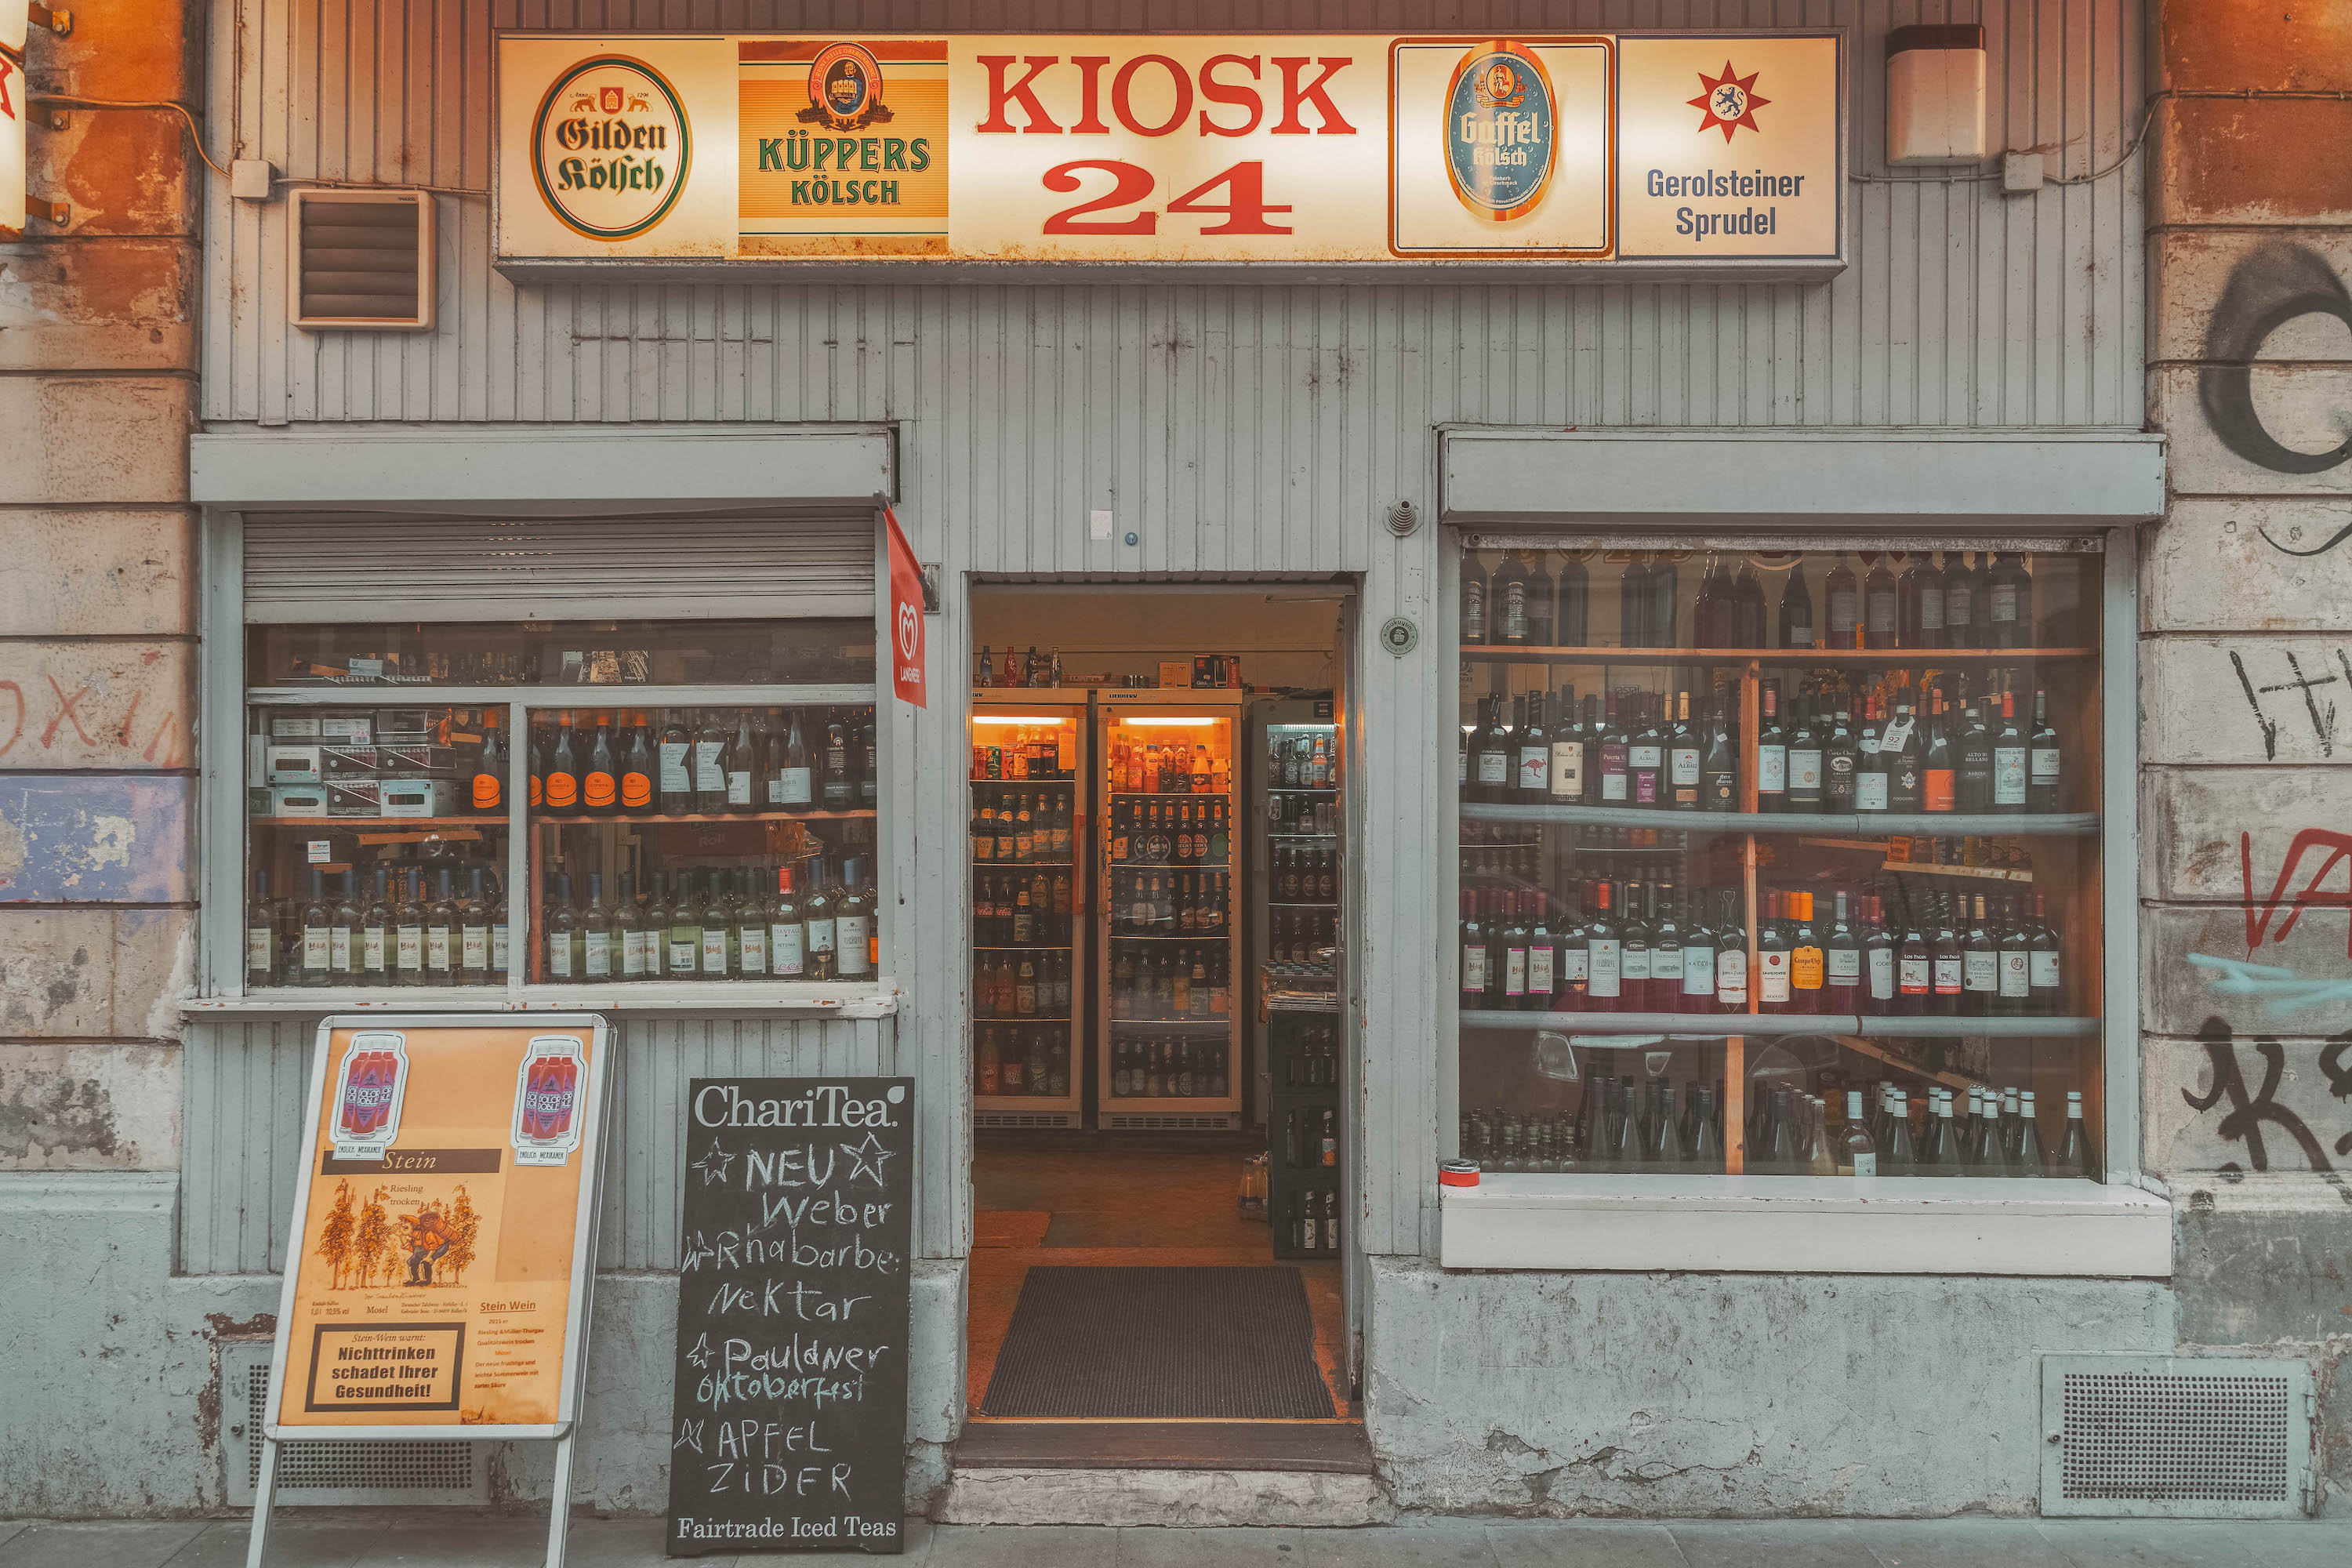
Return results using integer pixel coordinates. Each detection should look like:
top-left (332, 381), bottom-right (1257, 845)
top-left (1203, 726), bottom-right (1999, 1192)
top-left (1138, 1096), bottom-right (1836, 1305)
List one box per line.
top-left (32, 96), bottom-right (488, 196)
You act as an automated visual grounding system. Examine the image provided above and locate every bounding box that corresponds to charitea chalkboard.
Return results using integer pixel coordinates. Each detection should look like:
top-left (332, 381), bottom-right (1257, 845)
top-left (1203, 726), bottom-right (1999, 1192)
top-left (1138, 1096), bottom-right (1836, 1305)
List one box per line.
top-left (666, 1078), bottom-right (914, 1556)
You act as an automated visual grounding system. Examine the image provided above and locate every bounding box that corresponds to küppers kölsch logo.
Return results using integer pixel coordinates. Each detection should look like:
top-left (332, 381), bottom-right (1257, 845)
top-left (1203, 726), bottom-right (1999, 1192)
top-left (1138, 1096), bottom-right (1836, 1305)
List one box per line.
top-left (1443, 42), bottom-right (1557, 222)
top-left (532, 55), bottom-right (691, 241)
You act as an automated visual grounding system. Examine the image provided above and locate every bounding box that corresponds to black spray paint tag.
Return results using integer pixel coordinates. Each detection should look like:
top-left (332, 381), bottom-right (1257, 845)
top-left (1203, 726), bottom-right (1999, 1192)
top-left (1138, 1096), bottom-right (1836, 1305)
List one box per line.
top-left (666, 1078), bottom-right (913, 1556)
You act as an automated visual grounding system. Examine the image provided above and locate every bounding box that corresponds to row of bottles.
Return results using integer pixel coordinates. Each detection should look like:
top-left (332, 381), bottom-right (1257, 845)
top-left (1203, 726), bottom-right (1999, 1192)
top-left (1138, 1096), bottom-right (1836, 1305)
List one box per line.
top-left (1458, 879), bottom-right (2067, 1016)
top-left (971, 723), bottom-right (1074, 781)
top-left (1277, 1105), bottom-right (1340, 1169)
top-left (1112, 1036), bottom-right (1232, 1098)
top-left (1269, 731), bottom-right (1337, 788)
top-left (250, 864), bottom-right (509, 987)
top-left (1280, 1022), bottom-right (1343, 1088)
top-left (972, 790), bottom-right (1077, 864)
top-left (1270, 908), bottom-right (1338, 968)
top-left (1112, 869), bottom-right (1231, 936)
top-left (976, 644), bottom-right (1067, 688)
top-left (1272, 843), bottom-right (1340, 902)
top-left (1286, 1189), bottom-right (1342, 1254)
top-left (528, 707), bottom-right (870, 818)
top-left (542, 858), bottom-right (875, 982)
top-left (1269, 792), bottom-right (1338, 834)
top-left (1463, 550), bottom-right (2063, 652)
top-left (975, 870), bottom-right (1078, 947)
top-left (1463, 677), bottom-right (2066, 814)
top-left (1109, 799), bottom-right (1232, 863)
top-left (1110, 735), bottom-right (1228, 794)
top-left (976, 954), bottom-right (1074, 1018)
top-left (1109, 946), bottom-right (1232, 1020)
top-left (975, 1025), bottom-right (1071, 1098)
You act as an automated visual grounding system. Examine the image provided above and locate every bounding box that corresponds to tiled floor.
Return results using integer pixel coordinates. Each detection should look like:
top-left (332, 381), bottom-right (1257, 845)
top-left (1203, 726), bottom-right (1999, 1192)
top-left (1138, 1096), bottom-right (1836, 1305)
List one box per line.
top-left (967, 1143), bottom-right (1351, 1421)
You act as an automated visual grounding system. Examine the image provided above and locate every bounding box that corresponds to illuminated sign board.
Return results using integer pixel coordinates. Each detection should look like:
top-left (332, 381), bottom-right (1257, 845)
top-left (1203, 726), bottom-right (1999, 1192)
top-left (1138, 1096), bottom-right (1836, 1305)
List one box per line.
top-left (1, 4), bottom-right (26, 236)
top-left (495, 32), bottom-right (1844, 274)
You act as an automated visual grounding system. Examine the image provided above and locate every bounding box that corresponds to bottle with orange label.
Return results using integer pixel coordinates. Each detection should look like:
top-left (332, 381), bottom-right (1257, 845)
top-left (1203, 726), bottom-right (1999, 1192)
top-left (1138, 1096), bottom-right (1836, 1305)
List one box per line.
top-left (527, 718), bottom-right (546, 809)
top-left (583, 713), bottom-right (619, 816)
top-left (621, 712), bottom-right (656, 816)
top-left (1788, 891), bottom-right (1825, 1012)
top-left (473, 710), bottom-right (504, 815)
top-left (543, 712), bottom-right (582, 815)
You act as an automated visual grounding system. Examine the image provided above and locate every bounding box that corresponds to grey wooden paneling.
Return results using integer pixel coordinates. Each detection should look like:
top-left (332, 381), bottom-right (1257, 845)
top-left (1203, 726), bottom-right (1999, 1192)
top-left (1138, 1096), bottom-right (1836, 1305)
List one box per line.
top-left (180, 1012), bottom-right (902, 1276)
top-left (180, 1016), bottom-right (316, 1276)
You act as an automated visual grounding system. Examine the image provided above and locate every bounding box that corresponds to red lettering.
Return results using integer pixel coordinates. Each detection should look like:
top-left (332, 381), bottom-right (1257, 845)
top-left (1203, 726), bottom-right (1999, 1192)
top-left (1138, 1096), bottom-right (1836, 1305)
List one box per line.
top-left (0, 682), bottom-right (22, 760)
top-left (1111, 54), bottom-right (1192, 138)
top-left (1271, 56), bottom-right (1358, 135)
top-left (1198, 55), bottom-right (1264, 137)
top-left (42, 675), bottom-right (95, 750)
top-left (978, 56), bottom-right (1063, 134)
top-left (2242, 828), bottom-right (2352, 955)
top-left (1041, 161), bottom-right (1158, 234)
top-left (1165, 162), bottom-right (1293, 234)
top-left (1070, 56), bottom-right (1111, 134)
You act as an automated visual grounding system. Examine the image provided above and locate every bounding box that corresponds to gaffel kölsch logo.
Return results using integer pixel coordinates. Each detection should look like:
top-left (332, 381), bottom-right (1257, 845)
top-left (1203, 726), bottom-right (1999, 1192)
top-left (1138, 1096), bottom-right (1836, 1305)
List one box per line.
top-left (532, 55), bottom-right (691, 241)
top-left (1443, 43), bottom-right (1557, 222)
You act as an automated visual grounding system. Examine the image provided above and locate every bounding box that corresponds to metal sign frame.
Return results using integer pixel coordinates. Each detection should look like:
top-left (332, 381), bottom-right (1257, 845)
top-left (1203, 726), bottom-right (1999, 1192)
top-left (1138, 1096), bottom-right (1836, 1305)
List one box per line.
top-left (247, 1012), bottom-right (615, 1568)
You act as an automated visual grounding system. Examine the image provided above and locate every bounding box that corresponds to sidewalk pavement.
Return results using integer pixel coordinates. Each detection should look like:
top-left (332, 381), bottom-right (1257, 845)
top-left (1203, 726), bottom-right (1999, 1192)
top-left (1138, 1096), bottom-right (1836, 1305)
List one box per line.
top-left (4, 1514), bottom-right (2350, 1568)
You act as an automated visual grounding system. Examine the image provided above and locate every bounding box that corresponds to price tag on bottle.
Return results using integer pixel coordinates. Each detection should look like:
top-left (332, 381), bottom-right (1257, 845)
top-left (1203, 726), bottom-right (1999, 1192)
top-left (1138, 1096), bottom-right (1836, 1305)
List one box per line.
top-left (307, 840), bottom-right (331, 864)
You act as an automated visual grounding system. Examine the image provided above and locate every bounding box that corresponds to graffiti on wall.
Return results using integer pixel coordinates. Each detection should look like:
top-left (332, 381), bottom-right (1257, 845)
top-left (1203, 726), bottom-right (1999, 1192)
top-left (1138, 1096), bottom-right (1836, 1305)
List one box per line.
top-left (2228, 645), bottom-right (2351, 760)
top-left (2182, 1014), bottom-right (2352, 1177)
top-left (2199, 241), bottom-right (2352, 495)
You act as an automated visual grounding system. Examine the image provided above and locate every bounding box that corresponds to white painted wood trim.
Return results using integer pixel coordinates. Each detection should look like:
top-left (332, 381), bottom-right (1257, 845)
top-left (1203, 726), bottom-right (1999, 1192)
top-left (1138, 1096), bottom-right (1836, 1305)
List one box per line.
top-left (1440, 429), bottom-right (2168, 528)
top-left (1439, 1174), bottom-right (2172, 1276)
top-left (183, 982), bottom-right (899, 1018)
top-left (191, 423), bottom-right (895, 510)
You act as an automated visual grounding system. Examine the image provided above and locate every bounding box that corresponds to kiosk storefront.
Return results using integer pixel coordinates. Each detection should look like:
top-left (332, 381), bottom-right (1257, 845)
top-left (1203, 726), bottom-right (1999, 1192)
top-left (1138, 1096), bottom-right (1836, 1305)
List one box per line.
top-left (154, 1), bottom-right (2190, 1525)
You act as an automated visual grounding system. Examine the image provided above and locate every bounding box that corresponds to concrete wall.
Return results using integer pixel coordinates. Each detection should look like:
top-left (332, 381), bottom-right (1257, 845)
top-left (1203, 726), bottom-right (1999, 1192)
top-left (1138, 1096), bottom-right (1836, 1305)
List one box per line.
top-left (2144, 0), bottom-right (2352, 1512)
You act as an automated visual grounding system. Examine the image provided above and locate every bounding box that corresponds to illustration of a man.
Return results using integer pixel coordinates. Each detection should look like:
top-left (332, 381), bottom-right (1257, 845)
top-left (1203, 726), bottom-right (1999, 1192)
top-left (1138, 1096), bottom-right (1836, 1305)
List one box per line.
top-left (404, 1206), bottom-right (454, 1287)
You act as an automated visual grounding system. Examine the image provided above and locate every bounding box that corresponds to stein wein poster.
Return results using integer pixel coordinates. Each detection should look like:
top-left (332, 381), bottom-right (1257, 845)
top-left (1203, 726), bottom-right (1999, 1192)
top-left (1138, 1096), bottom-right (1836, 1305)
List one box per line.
top-left (270, 1016), bottom-right (610, 1434)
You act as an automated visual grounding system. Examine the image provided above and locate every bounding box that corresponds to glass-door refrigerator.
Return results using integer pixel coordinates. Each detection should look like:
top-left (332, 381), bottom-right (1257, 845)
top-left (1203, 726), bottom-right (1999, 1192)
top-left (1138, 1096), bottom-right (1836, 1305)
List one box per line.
top-left (1256, 706), bottom-right (1344, 1257)
top-left (970, 694), bottom-right (1088, 1129)
top-left (1095, 691), bottom-right (1245, 1130)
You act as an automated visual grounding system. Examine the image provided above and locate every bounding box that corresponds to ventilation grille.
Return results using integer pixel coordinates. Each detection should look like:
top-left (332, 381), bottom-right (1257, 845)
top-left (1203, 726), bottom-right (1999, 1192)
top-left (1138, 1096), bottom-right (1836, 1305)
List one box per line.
top-left (1102, 1112), bottom-right (1240, 1131)
top-left (975, 1110), bottom-right (1080, 1129)
top-left (244, 510), bottom-right (877, 624)
top-left (2042, 1356), bottom-right (2310, 1519)
top-left (291, 189), bottom-right (434, 330)
top-left (222, 1342), bottom-right (482, 1508)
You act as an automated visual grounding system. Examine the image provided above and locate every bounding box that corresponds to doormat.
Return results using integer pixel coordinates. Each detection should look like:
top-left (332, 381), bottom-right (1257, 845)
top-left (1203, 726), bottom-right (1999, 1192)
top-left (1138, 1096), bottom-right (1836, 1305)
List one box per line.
top-left (981, 1266), bottom-right (1337, 1419)
top-left (975, 1210), bottom-right (1051, 1249)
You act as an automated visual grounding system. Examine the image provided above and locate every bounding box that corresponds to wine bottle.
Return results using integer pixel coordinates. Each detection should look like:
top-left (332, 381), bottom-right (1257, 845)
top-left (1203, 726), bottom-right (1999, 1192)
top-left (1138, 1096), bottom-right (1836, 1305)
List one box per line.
top-left (425, 868), bottom-right (458, 982)
top-left (545, 712), bottom-right (582, 816)
top-left (2030, 894), bottom-right (2063, 1013)
top-left (1922, 691), bottom-right (1957, 813)
top-left (1778, 561), bottom-right (1815, 649)
top-left (1986, 551), bottom-right (2034, 648)
top-left (1457, 888), bottom-right (1490, 1005)
top-left (694, 709), bottom-right (730, 815)
top-left (299, 868), bottom-right (334, 989)
top-left (658, 709), bottom-right (694, 815)
top-left (1679, 887), bottom-right (1717, 1009)
top-left (1525, 553), bottom-right (1556, 648)
top-left (1619, 882), bottom-right (1653, 1011)
top-left (1929, 891), bottom-right (1964, 1015)
top-left (1839, 1089), bottom-right (1879, 1176)
top-left (2052, 1090), bottom-right (2095, 1179)
top-left (474, 711), bottom-right (505, 815)
top-left (2027, 690), bottom-right (2062, 812)
top-left (2013, 1089), bottom-right (2048, 1175)
top-left (1668, 691), bottom-right (1701, 810)
top-left (1584, 882), bottom-right (1623, 1013)
top-left (1628, 698), bottom-right (1665, 808)
top-left (1864, 552), bottom-right (1900, 649)
top-left (545, 871), bottom-right (579, 982)
top-left (1784, 697), bottom-right (1824, 811)
top-left (1788, 891), bottom-right (1824, 1013)
top-left (1596, 696), bottom-right (1631, 805)
top-left (1962, 894), bottom-right (1999, 1017)
top-left (822, 721), bottom-right (854, 808)
top-left (1755, 682), bottom-right (1788, 811)
top-left (1992, 691), bottom-right (2028, 813)
top-left (727, 709), bottom-right (758, 815)
top-left (1855, 694), bottom-right (1889, 812)
top-left (1825, 552), bottom-right (1860, 649)
top-left (1885, 701), bottom-right (1923, 811)
top-left (1548, 684), bottom-right (1586, 803)
top-left (1822, 699), bottom-right (1858, 811)
top-left (1517, 691), bottom-right (1552, 801)
top-left (666, 870), bottom-right (701, 979)
top-left (1714, 889), bottom-right (1749, 1013)
top-left (622, 713), bottom-right (655, 817)
top-left (1756, 890), bottom-right (1792, 1012)
top-left (1650, 882), bottom-right (1686, 1007)
top-left (1556, 550), bottom-right (1590, 648)
top-left (1824, 891), bottom-right (1863, 1012)
top-left (360, 868), bottom-right (392, 986)
top-left (1474, 695), bottom-right (1512, 804)
top-left (1941, 550), bottom-right (1981, 648)
top-left (1955, 697), bottom-right (1993, 812)
top-left (1700, 692), bottom-right (1738, 811)
top-left (461, 867), bottom-right (492, 984)
top-left (1899, 551), bottom-right (1945, 650)
top-left (581, 871), bottom-right (613, 981)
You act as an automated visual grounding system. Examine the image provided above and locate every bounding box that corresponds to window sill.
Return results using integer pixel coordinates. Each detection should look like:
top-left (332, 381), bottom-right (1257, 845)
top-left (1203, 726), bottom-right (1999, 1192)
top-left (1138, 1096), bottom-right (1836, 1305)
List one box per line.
top-left (1439, 1173), bottom-right (2170, 1278)
top-left (183, 982), bottom-right (898, 1018)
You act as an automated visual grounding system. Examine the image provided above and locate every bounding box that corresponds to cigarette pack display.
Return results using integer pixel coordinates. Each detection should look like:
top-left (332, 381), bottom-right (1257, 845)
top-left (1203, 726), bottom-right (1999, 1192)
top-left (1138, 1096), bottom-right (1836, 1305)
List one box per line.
top-left (321, 745), bottom-right (381, 778)
top-left (324, 778), bottom-right (383, 818)
top-left (270, 784), bottom-right (330, 817)
top-left (318, 713), bottom-right (374, 742)
top-left (269, 713), bottom-right (323, 740)
top-left (265, 745), bottom-right (325, 786)
top-left (380, 778), bottom-right (458, 817)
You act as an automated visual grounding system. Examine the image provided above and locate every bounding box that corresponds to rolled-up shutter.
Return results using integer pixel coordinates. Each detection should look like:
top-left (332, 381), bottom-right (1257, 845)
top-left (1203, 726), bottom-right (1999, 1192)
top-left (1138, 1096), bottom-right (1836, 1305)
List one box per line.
top-left (241, 510), bottom-right (876, 623)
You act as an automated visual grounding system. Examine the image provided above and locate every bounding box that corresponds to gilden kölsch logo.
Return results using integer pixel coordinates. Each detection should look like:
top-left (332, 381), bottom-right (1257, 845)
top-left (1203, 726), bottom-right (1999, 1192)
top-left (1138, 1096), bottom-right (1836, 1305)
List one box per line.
top-left (331, 1033), bottom-right (410, 1161)
top-left (1444, 43), bottom-right (1558, 223)
top-left (532, 55), bottom-right (691, 241)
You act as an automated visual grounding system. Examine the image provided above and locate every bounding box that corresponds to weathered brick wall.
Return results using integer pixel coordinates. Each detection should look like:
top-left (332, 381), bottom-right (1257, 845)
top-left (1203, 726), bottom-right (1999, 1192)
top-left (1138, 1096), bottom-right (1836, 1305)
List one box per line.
top-left (2146, 0), bottom-right (2352, 1506)
top-left (0, 0), bottom-right (199, 1172)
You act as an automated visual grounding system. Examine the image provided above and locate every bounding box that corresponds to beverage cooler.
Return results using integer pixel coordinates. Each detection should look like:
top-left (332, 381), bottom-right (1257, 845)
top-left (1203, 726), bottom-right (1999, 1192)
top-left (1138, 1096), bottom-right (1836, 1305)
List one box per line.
top-left (971, 695), bottom-right (1087, 1129)
top-left (1096, 693), bottom-right (1246, 1131)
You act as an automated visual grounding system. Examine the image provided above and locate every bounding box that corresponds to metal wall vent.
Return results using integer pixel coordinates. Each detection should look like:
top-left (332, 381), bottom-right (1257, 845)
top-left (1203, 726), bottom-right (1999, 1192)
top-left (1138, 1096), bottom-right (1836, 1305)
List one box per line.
top-left (1103, 1112), bottom-right (1240, 1131)
top-left (2041, 1355), bottom-right (2312, 1518)
top-left (975, 1111), bottom-right (1080, 1130)
top-left (221, 1341), bottom-right (483, 1508)
top-left (289, 188), bottom-right (435, 331)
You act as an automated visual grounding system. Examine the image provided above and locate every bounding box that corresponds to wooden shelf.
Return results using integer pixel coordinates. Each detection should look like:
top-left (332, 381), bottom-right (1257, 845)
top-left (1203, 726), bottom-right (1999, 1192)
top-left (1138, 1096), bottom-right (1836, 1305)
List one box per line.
top-left (253, 816), bottom-right (492, 831)
top-left (536, 809), bottom-right (874, 824)
top-left (1879, 859), bottom-right (2034, 884)
top-left (1110, 1017), bottom-right (1234, 1033)
top-left (1461, 1010), bottom-right (2096, 1037)
top-left (1462, 802), bottom-right (2099, 837)
top-left (1460, 644), bottom-right (2097, 664)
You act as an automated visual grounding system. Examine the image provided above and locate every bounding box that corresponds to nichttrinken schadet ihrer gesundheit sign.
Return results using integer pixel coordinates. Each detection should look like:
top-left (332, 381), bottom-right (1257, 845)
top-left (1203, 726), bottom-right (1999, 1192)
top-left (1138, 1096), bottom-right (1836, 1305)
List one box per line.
top-left (495, 31), bottom-right (1843, 274)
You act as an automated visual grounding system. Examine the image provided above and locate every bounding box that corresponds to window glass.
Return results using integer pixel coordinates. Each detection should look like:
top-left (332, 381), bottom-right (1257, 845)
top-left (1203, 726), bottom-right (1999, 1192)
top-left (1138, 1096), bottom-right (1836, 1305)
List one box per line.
top-left (1456, 543), bottom-right (2104, 1180)
top-left (242, 704), bottom-right (510, 989)
top-left (524, 705), bottom-right (880, 985)
top-left (248, 618), bottom-right (873, 687)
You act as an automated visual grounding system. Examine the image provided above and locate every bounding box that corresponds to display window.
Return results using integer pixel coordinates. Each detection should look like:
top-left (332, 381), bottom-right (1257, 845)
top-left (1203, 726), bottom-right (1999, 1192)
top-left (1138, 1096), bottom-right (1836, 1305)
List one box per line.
top-left (1454, 541), bottom-right (2106, 1181)
top-left (238, 616), bottom-right (882, 996)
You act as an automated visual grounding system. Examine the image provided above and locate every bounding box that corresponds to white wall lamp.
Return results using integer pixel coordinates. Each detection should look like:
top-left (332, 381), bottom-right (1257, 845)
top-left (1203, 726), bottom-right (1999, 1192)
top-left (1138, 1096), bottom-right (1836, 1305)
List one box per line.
top-left (1886, 24), bottom-right (1988, 165)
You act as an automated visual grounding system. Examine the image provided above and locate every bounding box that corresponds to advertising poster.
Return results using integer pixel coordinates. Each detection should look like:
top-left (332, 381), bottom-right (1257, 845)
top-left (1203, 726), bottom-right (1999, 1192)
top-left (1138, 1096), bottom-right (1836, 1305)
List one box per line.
top-left (268, 1015), bottom-right (609, 1436)
top-left (495, 31), bottom-right (1843, 271)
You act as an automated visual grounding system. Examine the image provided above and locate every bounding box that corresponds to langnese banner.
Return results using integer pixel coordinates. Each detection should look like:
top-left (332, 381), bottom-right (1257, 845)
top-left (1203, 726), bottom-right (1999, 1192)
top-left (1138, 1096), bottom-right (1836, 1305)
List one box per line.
top-left (495, 32), bottom-right (1844, 270)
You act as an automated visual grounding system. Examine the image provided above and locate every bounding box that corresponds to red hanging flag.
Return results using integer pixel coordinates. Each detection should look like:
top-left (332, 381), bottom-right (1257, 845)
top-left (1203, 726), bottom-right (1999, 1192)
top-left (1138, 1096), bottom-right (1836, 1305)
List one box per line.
top-left (884, 506), bottom-right (927, 708)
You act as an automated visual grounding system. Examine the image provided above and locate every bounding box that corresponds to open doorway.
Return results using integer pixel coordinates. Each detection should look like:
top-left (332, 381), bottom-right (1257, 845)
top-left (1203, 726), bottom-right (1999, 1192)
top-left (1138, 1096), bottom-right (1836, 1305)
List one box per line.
top-left (962, 584), bottom-right (1360, 1457)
